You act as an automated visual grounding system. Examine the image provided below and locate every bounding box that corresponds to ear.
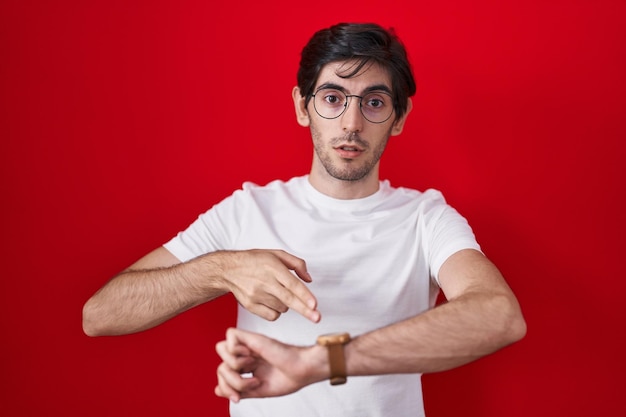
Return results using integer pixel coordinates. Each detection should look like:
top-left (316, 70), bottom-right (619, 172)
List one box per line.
top-left (292, 86), bottom-right (310, 127)
top-left (390, 98), bottom-right (413, 136)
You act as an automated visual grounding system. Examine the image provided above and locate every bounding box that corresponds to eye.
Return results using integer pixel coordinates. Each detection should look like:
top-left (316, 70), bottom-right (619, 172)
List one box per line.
top-left (364, 93), bottom-right (390, 110)
top-left (368, 98), bottom-right (384, 108)
top-left (326, 94), bottom-right (340, 104)
top-left (319, 89), bottom-right (345, 107)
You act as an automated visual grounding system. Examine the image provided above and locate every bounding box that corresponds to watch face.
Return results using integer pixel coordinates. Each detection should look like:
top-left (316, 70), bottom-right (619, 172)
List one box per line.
top-left (317, 332), bottom-right (351, 345)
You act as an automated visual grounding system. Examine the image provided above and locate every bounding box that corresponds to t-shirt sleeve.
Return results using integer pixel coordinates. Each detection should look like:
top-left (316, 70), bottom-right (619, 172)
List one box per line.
top-left (423, 195), bottom-right (482, 286)
top-left (163, 190), bottom-right (245, 262)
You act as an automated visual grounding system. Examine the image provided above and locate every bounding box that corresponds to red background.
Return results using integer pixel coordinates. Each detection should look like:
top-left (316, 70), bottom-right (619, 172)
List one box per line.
top-left (1, 1), bottom-right (625, 416)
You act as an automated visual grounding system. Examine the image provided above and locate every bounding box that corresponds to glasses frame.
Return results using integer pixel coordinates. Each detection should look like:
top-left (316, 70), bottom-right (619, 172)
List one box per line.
top-left (310, 88), bottom-right (394, 124)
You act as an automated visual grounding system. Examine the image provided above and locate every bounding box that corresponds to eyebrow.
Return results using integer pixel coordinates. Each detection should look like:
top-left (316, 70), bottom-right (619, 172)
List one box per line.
top-left (315, 82), bottom-right (393, 96)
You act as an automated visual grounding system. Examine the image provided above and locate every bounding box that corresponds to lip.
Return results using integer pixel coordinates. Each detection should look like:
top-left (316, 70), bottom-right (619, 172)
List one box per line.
top-left (334, 144), bottom-right (364, 159)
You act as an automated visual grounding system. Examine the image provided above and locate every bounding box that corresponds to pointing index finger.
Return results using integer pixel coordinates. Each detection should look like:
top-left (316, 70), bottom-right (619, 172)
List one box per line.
top-left (275, 273), bottom-right (321, 323)
top-left (270, 250), bottom-right (321, 323)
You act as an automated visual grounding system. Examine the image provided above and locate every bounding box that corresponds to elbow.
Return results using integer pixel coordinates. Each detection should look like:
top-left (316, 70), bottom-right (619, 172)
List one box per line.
top-left (82, 299), bottom-right (105, 337)
top-left (499, 296), bottom-right (527, 346)
top-left (507, 311), bottom-right (527, 345)
top-left (475, 291), bottom-right (527, 350)
top-left (82, 297), bottom-right (148, 337)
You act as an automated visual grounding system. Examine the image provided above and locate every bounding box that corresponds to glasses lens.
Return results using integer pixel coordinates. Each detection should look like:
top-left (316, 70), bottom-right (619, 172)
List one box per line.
top-left (361, 92), bottom-right (393, 123)
top-left (313, 89), bottom-right (346, 119)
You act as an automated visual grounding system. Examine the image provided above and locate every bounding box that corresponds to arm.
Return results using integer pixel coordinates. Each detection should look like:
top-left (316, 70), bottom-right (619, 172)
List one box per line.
top-left (345, 248), bottom-right (526, 374)
top-left (82, 247), bottom-right (321, 337)
top-left (214, 249), bottom-right (526, 401)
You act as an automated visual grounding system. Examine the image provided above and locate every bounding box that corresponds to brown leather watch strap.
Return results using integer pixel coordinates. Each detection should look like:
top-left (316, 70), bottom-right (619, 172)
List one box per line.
top-left (327, 343), bottom-right (348, 385)
top-left (317, 333), bottom-right (351, 386)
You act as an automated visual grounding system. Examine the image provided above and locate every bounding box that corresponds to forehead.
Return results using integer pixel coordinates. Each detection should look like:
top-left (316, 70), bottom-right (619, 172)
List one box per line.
top-left (315, 60), bottom-right (392, 93)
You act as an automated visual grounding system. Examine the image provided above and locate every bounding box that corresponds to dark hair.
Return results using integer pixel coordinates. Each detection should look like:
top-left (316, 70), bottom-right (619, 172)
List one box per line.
top-left (297, 22), bottom-right (416, 120)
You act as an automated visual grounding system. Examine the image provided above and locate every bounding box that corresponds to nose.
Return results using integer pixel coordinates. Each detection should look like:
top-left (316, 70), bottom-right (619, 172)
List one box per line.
top-left (341, 96), bottom-right (363, 133)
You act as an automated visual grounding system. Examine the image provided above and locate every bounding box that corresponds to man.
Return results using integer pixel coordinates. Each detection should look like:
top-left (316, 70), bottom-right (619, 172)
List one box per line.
top-left (83, 22), bottom-right (526, 416)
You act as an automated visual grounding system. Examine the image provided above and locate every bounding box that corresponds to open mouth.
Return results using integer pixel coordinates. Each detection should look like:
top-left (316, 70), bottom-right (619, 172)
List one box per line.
top-left (335, 145), bottom-right (363, 158)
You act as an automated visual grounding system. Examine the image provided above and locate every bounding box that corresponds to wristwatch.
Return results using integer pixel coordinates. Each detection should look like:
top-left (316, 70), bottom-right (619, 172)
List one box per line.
top-left (317, 332), bottom-right (351, 385)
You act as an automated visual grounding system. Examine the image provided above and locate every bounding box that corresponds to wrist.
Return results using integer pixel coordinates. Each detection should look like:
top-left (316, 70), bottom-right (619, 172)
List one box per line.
top-left (313, 343), bottom-right (333, 384)
top-left (190, 251), bottom-right (231, 296)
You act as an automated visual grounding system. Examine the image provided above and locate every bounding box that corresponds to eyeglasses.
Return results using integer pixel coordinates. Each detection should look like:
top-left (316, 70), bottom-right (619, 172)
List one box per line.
top-left (311, 88), bottom-right (394, 124)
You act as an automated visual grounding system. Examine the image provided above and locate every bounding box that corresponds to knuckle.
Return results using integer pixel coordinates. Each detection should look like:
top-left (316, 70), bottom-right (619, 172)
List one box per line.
top-left (225, 328), bottom-right (236, 342)
top-left (266, 310), bottom-right (281, 321)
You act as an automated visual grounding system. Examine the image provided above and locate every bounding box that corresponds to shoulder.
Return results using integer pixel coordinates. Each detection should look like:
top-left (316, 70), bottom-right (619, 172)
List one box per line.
top-left (380, 180), bottom-right (449, 211)
top-left (225, 176), bottom-right (306, 208)
top-left (240, 176), bottom-right (304, 193)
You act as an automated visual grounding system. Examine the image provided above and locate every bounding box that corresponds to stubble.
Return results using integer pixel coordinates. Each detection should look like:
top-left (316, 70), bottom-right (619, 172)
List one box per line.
top-left (310, 120), bottom-right (391, 182)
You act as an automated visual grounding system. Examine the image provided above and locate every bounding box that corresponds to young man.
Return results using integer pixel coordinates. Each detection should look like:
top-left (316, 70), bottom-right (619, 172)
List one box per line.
top-left (83, 23), bottom-right (526, 416)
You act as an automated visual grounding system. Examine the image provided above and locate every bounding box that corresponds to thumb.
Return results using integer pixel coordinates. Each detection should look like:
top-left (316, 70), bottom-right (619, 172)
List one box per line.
top-left (228, 328), bottom-right (286, 361)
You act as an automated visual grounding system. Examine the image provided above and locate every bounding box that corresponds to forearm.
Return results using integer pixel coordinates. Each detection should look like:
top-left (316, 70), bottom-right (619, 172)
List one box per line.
top-left (345, 290), bottom-right (526, 375)
top-left (214, 295), bottom-right (526, 403)
top-left (82, 253), bottom-right (228, 337)
top-left (213, 290), bottom-right (525, 402)
top-left (84, 248), bottom-right (320, 336)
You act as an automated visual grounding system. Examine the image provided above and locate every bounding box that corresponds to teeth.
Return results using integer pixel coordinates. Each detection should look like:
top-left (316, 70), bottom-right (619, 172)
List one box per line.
top-left (342, 147), bottom-right (357, 151)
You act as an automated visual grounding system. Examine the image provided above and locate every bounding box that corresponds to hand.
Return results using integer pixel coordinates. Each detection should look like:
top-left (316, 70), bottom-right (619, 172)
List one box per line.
top-left (214, 328), bottom-right (327, 402)
top-left (213, 250), bottom-right (321, 323)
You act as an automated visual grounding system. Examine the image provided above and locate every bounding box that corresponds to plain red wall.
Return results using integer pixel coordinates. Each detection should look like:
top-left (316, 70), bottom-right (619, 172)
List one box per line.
top-left (1, 1), bottom-right (624, 416)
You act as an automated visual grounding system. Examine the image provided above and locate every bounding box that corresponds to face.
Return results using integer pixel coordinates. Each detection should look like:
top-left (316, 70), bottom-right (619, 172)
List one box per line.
top-left (293, 61), bottom-right (411, 186)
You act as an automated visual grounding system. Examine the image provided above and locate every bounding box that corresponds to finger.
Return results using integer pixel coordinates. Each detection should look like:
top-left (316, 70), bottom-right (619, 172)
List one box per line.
top-left (228, 328), bottom-right (284, 361)
top-left (255, 293), bottom-right (289, 314)
top-left (230, 285), bottom-right (285, 321)
top-left (216, 362), bottom-right (261, 400)
top-left (216, 340), bottom-right (256, 371)
top-left (272, 273), bottom-right (321, 323)
top-left (226, 328), bottom-right (268, 356)
top-left (269, 251), bottom-right (318, 310)
top-left (246, 302), bottom-right (284, 321)
top-left (216, 364), bottom-right (258, 403)
top-left (220, 332), bottom-right (254, 357)
top-left (215, 375), bottom-right (263, 403)
top-left (271, 250), bottom-right (313, 283)
top-left (225, 327), bottom-right (249, 352)
top-left (215, 371), bottom-right (241, 403)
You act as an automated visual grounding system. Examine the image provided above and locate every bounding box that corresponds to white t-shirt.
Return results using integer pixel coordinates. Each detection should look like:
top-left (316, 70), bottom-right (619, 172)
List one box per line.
top-left (164, 175), bottom-right (481, 417)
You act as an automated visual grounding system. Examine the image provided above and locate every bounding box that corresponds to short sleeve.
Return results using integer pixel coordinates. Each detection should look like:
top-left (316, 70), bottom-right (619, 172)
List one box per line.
top-left (163, 189), bottom-right (246, 262)
top-left (425, 204), bottom-right (481, 285)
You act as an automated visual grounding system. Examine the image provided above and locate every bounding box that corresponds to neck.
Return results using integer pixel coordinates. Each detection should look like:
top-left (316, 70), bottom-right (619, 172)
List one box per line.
top-left (308, 164), bottom-right (380, 200)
